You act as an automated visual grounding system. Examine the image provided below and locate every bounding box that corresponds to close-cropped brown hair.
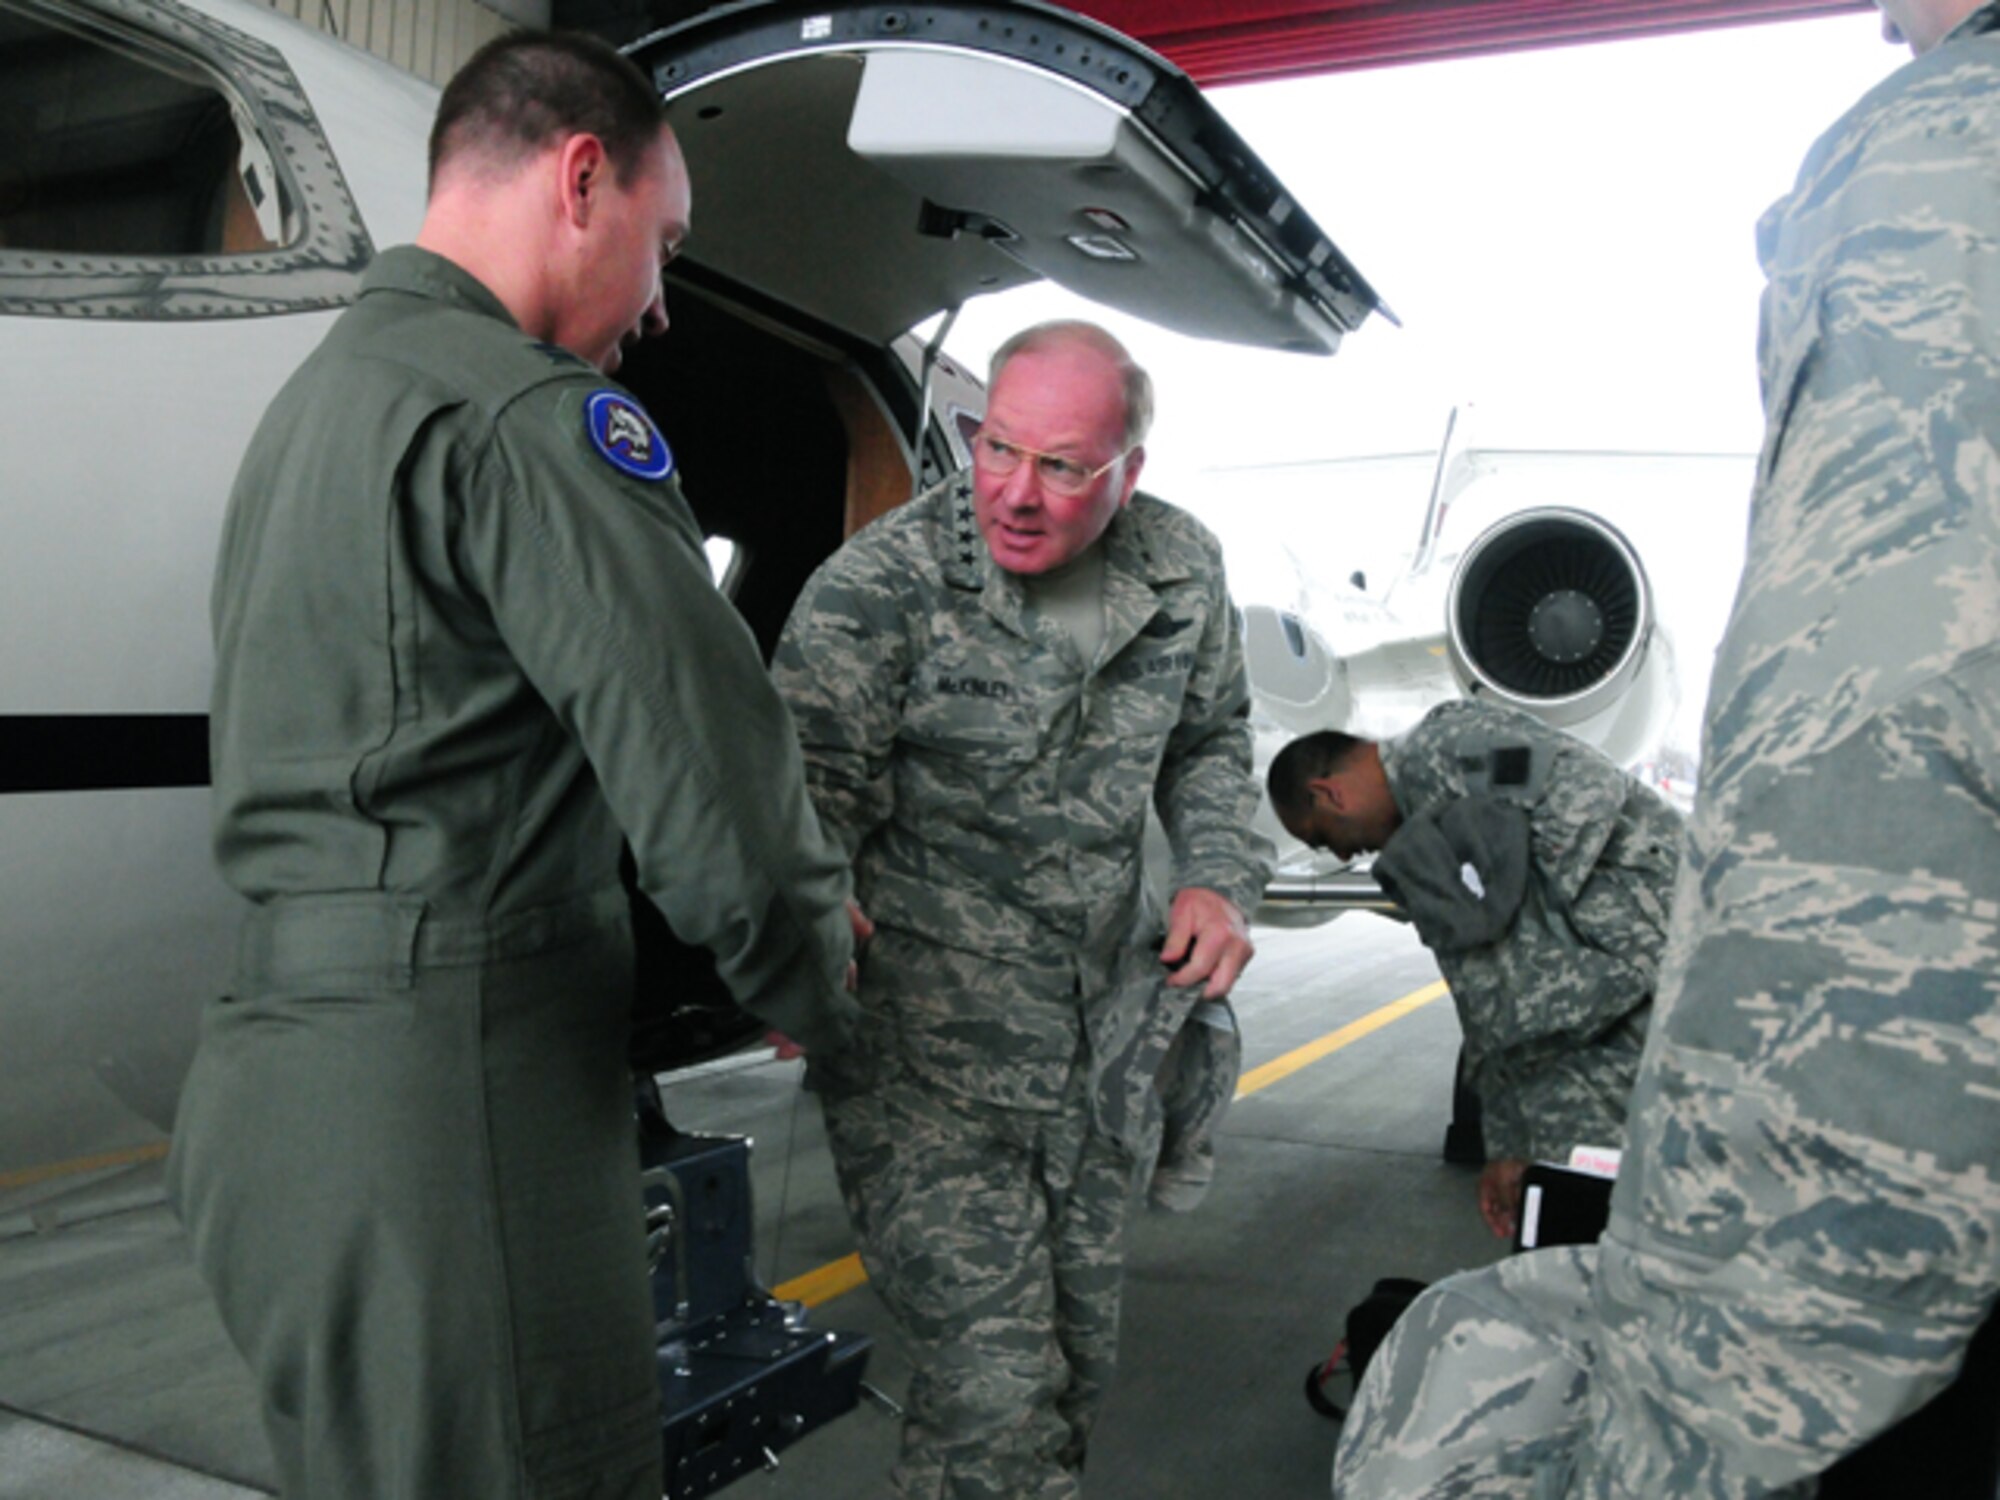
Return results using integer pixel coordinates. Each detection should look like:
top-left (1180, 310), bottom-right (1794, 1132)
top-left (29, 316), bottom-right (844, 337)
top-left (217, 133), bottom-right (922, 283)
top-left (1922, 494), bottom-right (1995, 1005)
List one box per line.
top-left (1267, 730), bottom-right (1369, 823)
top-left (429, 31), bottom-right (666, 191)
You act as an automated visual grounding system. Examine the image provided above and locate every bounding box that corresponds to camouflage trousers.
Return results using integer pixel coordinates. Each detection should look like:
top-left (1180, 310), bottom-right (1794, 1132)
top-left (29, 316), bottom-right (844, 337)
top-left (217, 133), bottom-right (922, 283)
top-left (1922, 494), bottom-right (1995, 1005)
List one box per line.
top-left (821, 1062), bottom-right (1141, 1500)
top-left (1332, 1248), bottom-right (1820, 1500)
top-left (1333, 1246), bottom-right (1600, 1500)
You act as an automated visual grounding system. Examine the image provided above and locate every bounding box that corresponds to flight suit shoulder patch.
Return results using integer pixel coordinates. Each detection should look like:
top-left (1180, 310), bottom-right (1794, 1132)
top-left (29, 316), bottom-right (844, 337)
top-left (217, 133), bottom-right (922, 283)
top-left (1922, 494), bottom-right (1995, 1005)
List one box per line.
top-left (583, 389), bottom-right (673, 482)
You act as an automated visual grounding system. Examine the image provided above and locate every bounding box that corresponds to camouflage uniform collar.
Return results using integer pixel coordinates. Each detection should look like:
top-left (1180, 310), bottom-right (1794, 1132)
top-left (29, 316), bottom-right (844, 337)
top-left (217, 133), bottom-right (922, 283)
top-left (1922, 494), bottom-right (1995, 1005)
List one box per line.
top-left (940, 473), bottom-right (987, 590)
top-left (362, 245), bottom-right (520, 332)
top-left (1104, 495), bottom-right (1194, 587)
top-left (1380, 728), bottom-right (1416, 814)
top-left (937, 474), bottom-right (1192, 654)
top-left (1959, 0), bottom-right (2000, 39)
top-left (936, 473), bottom-right (1192, 592)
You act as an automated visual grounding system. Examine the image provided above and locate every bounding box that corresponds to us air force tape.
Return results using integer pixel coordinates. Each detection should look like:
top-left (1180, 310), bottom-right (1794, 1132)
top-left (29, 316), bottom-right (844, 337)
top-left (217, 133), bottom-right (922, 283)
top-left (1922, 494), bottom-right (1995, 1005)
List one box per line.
top-left (584, 389), bottom-right (673, 481)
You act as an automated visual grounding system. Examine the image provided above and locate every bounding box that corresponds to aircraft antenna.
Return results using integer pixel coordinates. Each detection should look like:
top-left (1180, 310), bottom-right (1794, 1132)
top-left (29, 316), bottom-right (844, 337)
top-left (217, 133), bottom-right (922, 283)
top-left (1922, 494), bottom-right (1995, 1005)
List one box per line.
top-left (1409, 404), bottom-right (1467, 580)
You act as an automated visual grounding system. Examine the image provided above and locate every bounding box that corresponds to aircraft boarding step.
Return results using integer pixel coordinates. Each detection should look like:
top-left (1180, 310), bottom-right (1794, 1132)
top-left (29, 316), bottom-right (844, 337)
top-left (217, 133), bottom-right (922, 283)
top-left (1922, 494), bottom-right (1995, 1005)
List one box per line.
top-left (641, 1115), bottom-right (873, 1499)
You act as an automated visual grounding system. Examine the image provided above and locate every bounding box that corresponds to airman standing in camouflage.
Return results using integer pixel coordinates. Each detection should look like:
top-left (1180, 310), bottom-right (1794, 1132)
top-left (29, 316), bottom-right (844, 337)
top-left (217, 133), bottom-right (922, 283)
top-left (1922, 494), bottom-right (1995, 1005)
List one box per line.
top-left (168, 35), bottom-right (859, 1500)
top-left (773, 320), bottom-right (1270, 1498)
top-left (1334, 3), bottom-right (2000, 1494)
top-left (1269, 701), bottom-right (1681, 1239)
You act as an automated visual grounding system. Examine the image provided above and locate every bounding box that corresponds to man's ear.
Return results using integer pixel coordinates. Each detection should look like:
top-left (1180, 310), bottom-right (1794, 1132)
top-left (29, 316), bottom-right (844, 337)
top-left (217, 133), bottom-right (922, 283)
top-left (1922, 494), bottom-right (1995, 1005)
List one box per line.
top-left (556, 133), bottom-right (610, 229)
top-left (1305, 773), bottom-right (1344, 811)
top-left (1116, 445), bottom-right (1146, 507)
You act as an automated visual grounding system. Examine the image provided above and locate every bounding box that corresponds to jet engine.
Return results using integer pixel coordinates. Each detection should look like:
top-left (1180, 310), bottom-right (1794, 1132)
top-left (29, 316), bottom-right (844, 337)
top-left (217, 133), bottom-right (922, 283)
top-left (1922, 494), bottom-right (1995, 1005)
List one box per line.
top-left (1446, 508), bottom-right (1675, 768)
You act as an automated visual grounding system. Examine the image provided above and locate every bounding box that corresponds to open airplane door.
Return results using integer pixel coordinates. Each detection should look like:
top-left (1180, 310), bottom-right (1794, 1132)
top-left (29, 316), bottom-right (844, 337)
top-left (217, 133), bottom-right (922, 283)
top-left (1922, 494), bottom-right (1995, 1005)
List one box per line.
top-left (611, 0), bottom-right (1391, 1080)
top-left (627, 0), bottom-right (1389, 354)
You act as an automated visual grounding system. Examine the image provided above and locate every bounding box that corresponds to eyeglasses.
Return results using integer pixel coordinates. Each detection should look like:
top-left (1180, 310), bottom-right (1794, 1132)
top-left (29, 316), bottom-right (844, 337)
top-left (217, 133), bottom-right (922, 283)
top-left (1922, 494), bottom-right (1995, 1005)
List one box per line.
top-left (971, 430), bottom-right (1131, 497)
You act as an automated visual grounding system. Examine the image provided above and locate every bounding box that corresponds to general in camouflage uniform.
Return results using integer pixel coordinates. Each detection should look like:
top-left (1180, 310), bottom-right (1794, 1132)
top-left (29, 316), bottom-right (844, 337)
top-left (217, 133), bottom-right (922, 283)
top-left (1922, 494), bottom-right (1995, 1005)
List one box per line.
top-left (1334, 3), bottom-right (2000, 1494)
top-left (1269, 700), bottom-right (1682, 1237)
top-left (773, 322), bottom-right (1270, 1498)
top-left (167, 38), bottom-right (857, 1500)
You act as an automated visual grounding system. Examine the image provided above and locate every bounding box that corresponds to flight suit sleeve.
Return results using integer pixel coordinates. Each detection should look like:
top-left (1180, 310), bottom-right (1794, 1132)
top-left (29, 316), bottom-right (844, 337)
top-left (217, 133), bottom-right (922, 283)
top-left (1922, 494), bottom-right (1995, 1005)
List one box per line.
top-left (460, 381), bottom-right (858, 1055)
top-left (770, 536), bottom-right (916, 862)
top-left (1153, 551), bottom-right (1272, 915)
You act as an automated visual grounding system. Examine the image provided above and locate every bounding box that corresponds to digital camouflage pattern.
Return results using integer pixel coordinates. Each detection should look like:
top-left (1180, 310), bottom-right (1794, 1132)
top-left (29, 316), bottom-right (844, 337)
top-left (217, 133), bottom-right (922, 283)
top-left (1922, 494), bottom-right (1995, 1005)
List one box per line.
top-left (1335, 1246), bottom-right (1602, 1500)
top-left (820, 1051), bottom-right (1133, 1500)
top-left (1381, 699), bottom-right (1682, 1165)
top-left (1150, 998), bottom-right (1243, 1212)
top-left (774, 473), bottom-right (1269, 1497)
top-left (774, 473), bottom-right (1267, 1131)
top-left (1337, 9), bottom-right (2000, 1496)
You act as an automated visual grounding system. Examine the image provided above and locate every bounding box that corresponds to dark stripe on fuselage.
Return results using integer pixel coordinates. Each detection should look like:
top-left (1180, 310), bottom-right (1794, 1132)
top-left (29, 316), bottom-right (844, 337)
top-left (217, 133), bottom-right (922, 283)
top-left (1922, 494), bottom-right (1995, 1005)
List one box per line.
top-left (1, 715), bottom-right (209, 793)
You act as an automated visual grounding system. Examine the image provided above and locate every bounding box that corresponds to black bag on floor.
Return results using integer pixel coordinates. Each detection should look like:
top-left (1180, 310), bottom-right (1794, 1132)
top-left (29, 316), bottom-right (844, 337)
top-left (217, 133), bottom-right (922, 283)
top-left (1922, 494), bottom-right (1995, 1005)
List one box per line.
top-left (1305, 1277), bottom-right (1430, 1421)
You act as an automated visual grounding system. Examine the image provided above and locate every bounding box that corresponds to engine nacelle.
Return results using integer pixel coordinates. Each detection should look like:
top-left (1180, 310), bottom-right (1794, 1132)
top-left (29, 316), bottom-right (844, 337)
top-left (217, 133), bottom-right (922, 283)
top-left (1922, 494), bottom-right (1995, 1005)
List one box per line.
top-left (1241, 603), bottom-right (1352, 736)
top-left (1446, 507), bottom-right (1675, 768)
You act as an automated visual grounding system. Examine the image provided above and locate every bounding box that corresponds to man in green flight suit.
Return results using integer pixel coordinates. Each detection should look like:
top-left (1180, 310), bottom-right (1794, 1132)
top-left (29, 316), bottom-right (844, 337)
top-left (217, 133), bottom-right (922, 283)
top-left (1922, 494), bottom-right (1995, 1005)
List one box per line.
top-left (167, 33), bottom-right (859, 1500)
top-left (773, 320), bottom-right (1272, 1498)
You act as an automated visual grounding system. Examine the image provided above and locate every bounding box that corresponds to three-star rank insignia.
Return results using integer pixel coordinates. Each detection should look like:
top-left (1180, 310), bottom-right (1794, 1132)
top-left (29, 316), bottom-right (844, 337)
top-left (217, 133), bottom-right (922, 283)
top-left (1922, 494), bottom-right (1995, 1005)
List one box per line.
top-left (584, 390), bottom-right (673, 482)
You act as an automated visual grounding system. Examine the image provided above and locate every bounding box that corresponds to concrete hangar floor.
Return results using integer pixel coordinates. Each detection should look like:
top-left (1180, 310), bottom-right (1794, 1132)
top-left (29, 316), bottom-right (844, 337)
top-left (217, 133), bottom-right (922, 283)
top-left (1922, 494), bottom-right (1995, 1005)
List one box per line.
top-left (0, 915), bottom-right (1500, 1498)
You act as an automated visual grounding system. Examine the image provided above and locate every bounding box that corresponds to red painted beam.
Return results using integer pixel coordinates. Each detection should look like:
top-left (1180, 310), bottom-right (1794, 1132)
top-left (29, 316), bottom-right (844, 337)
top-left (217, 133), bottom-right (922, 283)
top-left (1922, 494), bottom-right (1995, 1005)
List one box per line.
top-left (1067, 0), bottom-right (1874, 85)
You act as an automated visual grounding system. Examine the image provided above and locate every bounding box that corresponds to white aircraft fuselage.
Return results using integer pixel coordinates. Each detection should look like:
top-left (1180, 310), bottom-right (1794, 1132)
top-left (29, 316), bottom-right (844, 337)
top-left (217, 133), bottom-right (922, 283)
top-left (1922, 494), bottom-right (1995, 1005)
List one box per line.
top-left (1, 0), bottom-right (432, 1210)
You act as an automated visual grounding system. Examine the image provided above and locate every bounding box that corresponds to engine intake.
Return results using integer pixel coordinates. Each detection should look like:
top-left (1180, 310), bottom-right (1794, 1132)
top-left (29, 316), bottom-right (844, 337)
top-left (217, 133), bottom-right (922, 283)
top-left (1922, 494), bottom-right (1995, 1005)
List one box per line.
top-left (1448, 509), bottom-right (1653, 730)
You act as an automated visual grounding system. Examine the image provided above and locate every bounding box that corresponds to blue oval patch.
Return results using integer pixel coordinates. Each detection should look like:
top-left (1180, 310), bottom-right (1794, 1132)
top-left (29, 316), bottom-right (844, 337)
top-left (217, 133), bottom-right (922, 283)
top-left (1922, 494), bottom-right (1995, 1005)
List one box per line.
top-left (585, 389), bottom-right (673, 482)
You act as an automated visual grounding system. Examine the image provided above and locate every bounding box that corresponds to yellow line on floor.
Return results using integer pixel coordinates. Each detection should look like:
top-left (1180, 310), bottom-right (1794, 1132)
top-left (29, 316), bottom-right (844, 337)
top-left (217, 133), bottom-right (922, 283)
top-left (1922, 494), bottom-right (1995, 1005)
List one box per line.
top-left (0, 988), bottom-right (1446, 1294)
top-left (1234, 979), bottom-right (1449, 1099)
top-left (776, 977), bottom-right (1448, 1309)
top-left (0, 1140), bottom-right (170, 1192)
top-left (775, 1250), bottom-right (869, 1306)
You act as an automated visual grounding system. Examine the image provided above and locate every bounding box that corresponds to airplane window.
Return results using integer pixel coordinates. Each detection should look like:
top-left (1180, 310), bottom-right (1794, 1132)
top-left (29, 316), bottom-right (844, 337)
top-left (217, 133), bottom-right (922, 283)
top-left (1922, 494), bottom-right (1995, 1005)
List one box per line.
top-left (0, 0), bottom-right (293, 257)
top-left (0, 0), bottom-right (371, 321)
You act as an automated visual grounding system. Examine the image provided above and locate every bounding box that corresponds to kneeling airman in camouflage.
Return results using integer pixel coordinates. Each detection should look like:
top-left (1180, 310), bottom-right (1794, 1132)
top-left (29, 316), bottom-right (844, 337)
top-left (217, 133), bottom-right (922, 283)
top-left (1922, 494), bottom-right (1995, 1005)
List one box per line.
top-left (1270, 701), bottom-right (1682, 1240)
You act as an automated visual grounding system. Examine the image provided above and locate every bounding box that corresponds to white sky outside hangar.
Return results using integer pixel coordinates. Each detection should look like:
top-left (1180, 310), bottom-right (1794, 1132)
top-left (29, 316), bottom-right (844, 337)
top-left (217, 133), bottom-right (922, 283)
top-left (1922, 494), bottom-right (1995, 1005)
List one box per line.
top-left (932, 10), bottom-right (1904, 761)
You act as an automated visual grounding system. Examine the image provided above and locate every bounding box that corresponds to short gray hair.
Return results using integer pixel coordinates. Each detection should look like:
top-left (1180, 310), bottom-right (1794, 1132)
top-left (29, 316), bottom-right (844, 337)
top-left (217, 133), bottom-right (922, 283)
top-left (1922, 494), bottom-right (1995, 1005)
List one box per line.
top-left (988, 320), bottom-right (1154, 450)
